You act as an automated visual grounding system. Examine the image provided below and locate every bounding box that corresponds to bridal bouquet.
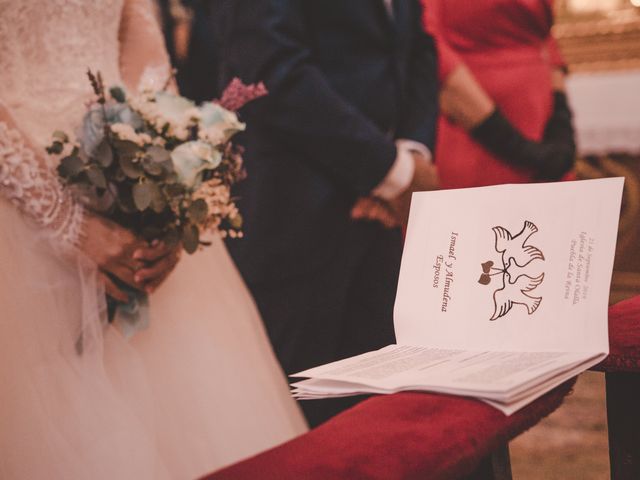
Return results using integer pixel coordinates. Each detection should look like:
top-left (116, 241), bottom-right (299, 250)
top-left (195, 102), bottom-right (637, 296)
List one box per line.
top-left (47, 70), bottom-right (266, 336)
top-left (48, 71), bottom-right (265, 253)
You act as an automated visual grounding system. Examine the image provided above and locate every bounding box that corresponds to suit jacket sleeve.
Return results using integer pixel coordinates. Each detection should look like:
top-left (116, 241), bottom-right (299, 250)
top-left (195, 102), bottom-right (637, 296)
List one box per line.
top-left (396, 0), bottom-right (439, 151)
top-left (216, 0), bottom-right (398, 196)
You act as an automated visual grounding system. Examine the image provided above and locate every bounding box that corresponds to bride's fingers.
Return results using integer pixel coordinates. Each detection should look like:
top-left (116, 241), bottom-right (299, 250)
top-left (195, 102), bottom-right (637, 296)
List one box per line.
top-left (133, 240), bottom-right (173, 263)
top-left (98, 272), bottom-right (129, 303)
top-left (134, 252), bottom-right (180, 293)
top-left (104, 262), bottom-right (139, 289)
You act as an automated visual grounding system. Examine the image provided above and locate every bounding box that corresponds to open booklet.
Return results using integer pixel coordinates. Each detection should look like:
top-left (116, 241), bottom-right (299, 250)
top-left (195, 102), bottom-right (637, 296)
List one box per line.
top-left (292, 178), bottom-right (624, 415)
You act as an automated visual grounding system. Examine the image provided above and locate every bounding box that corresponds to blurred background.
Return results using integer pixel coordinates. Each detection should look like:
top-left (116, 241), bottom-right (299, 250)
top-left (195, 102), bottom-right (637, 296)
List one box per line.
top-left (511, 1), bottom-right (639, 478)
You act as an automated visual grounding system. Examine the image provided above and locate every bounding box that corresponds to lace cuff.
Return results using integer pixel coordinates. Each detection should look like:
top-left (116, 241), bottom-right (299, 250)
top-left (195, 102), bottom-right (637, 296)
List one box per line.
top-left (0, 121), bottom-right (85, 251)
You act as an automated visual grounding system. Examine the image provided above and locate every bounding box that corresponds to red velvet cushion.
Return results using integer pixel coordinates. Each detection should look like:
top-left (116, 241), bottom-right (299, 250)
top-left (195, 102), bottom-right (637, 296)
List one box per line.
top-left (202, 381), bottom-right (574, 480)
top-left (593, 296), bottom-right (640, 373)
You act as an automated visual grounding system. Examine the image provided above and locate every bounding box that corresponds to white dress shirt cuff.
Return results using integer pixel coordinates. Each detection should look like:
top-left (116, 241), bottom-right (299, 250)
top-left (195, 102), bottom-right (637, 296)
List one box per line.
top-left (372, 139), bottom-right (431, 200)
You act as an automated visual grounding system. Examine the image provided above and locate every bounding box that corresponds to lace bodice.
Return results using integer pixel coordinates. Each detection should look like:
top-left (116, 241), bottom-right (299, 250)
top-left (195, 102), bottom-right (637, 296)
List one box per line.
top-left (0, 0), bottom-right (169, 251)
top-left (0, 0), bottom-right (125, 148)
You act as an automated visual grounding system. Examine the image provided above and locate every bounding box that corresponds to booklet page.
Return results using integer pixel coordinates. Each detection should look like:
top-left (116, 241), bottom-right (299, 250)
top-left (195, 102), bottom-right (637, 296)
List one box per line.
top-left (394, 178), bottom-right (623, 354)
top-left (294, 345), bottom-right (598, 399)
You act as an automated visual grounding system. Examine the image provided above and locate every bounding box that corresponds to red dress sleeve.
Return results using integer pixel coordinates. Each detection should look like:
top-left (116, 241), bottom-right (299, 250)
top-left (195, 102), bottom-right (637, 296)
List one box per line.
top-left (545, 35), bottom-right (567, 72)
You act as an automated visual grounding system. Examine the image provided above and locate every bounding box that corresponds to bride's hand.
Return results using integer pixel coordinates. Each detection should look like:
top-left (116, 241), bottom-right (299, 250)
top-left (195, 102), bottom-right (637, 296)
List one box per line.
top-left (132, 241), bottom-right (182, 294)
top-left (79, 214), bottom-right (147, 289)
top-left (98, 271), bottom-right (129, 303)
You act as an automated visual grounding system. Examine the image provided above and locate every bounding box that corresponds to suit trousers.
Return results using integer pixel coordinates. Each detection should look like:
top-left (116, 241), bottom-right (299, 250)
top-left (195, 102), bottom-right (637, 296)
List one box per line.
top-left (247, 221), bottom-right (403, 427)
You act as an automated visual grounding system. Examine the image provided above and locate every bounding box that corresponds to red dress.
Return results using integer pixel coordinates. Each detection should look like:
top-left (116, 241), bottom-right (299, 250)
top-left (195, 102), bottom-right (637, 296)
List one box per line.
top-left (423, 0), bottom-right (566, 189)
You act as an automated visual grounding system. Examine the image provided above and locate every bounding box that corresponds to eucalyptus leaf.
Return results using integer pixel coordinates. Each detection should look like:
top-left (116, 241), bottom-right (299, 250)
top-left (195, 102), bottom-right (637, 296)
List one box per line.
top-left (229, 213), bottom-right (243, 230)
top-left (120, 155), bottom-right (143, 179)
top-left (86, 166), bottom-right (108, 189)
top-left (109, 86), bottom-right (127, 103)
top-left (94, 140), bottom-right (114, 168)
top-left (133, 182), bottom-right (155, 211)
top-left (57, 155), bottom-right (85, 178)
top-left (113, 139), bottom-right (140, 162)
top-left (142, 158), bottom-right (164, 176)
top-left (47, 141), bottom-right (64, 155)
top-left (182, 224), bottom-right (200, 254)
top-left (52, 130), bottom-right (69, 143)
top-left (151, 197), bottom-right (167, 214)
top-left (146, 145), bottom-right (171, 164)
top-left (150, 186), bottom-right (167, 213)
top-left (78, 147), bottom-right (89, 163)
top-left (188, 198), bottom-right (209, 223)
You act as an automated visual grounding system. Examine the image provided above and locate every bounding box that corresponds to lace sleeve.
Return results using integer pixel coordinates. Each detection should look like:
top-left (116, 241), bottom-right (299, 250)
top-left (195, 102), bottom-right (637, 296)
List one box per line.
top-left (119, 0), bottom-right (173, 91)
top-left (0, 105), bottom-right (85, 251)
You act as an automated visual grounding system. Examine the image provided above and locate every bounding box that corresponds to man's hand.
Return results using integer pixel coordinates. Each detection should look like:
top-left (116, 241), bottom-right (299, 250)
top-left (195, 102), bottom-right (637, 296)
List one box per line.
top-left (351, 153), bottom-right (439, 228)
top-left (351, 197), bottom-right (400, 228)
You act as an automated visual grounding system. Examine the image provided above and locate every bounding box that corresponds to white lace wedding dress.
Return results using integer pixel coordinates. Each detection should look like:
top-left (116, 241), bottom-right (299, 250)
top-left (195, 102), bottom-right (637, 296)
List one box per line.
top-left (0, 1), bottom-right (307, 478)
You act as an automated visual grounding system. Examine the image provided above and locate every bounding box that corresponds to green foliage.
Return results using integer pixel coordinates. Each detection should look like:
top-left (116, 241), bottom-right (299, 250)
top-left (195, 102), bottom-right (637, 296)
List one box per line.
top-left (182, 224), bottom-right (200, 254)
top-left (229, 213), bottom-right (243, 230)
top-left (52, 130), bottom-right (69, 143)
top-left (94, 140), bottom-right (114, 168)
top-left (109, 86), bottom-right (127, 103)
top-left (187, 198), bottom-right (209, 223)
top-left (57, 155), bottom-right (84, 178)
top-left (120, 156), bottom-right (143, 179)
top-left (133, 181), bottom-right (157, 211)
top-left (47, 141), bottom-right (64, 155)
top-left (86, 165), bottom-right (108, 189)
top-left (53, 71), bottom-right (248, 257)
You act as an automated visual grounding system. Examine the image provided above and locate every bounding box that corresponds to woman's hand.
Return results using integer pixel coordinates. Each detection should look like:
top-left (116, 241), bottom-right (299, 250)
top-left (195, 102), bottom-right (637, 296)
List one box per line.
top-left (99, 271), bottom-right (129, 303)
top-left (132, 241), bottom-right (182, 294)
top-left (79, 214), bottom-right (182, 296)
top-left (79, 214), bottom-right (147, 289)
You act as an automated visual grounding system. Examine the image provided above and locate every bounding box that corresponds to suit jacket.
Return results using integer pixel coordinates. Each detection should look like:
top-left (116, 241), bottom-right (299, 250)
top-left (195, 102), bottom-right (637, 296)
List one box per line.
top-left (214, 0), bottom-right (439, 283)
top-left (157, 0), bottom-right (220, 103)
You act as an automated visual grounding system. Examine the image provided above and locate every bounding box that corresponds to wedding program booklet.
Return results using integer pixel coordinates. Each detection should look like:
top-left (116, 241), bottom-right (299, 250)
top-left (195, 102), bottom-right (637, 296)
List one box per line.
top-left (292, 178), bottom-right (624, 415)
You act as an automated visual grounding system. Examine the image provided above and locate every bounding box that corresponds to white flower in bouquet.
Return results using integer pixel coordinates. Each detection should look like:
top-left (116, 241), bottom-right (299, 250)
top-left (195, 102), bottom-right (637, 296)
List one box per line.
top-left (199, 102), bottom-right (246, 144)
top-left (110, 123), bottom-right (142, 145)
top-left (193, 178), bottom-right (243, 238)
top-left (183, 107), bottom-right (203, 123)
top-left (170, 140), bottom-right (222, 189)
top-left (154, 91), bottom-right (195, 124)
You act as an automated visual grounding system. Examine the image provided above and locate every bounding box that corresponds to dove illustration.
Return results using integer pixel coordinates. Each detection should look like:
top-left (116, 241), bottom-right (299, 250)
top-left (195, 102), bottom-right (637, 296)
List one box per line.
top-left (490, 272), bottom-right (544, 321)
top-left (493, 221), bottom-right (545, 268)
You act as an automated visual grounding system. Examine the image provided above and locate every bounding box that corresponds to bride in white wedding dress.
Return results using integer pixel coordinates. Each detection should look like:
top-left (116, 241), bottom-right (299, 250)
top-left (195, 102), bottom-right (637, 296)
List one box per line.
top-left (0, 1), bottom-right (307, 478)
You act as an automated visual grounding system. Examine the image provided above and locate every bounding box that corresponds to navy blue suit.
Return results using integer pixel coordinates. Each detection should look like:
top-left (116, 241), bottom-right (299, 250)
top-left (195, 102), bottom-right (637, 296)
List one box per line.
top-left (214, 0), bottom-right (439, 426)
top-left (157, 0), bottom-right (220, 103)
